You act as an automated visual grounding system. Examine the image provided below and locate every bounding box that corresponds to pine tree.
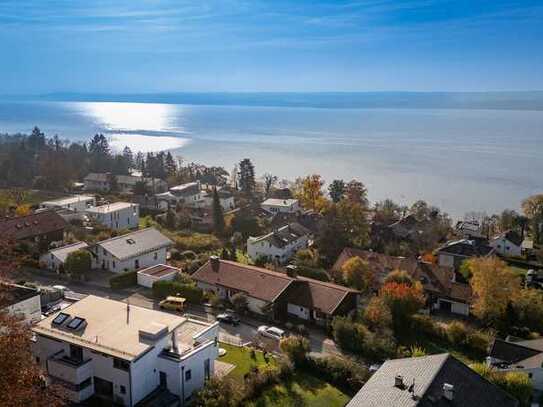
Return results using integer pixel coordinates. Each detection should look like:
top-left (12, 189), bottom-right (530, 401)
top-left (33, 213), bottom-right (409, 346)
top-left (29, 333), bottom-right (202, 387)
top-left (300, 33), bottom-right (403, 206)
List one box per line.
top-left (212, 187), bottom-right (225, 235)
top-left (238, 158), bottom-right (255, 195)
top-left (165, 152), bottom-right (177, 177)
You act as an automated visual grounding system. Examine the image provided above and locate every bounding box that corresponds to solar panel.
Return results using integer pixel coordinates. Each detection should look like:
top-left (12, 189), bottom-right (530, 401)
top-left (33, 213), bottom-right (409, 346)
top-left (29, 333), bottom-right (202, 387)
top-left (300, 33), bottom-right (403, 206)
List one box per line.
top-left (66, 317), bottom-right (86, 330)
top-left (52, 312), bottom-right (70, 325)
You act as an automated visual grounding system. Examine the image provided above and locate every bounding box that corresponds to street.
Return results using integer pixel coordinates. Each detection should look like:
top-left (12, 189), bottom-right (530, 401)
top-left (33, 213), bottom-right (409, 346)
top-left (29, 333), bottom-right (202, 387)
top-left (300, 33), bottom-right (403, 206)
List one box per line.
top-left (19, 268), bottom-right (340, 356)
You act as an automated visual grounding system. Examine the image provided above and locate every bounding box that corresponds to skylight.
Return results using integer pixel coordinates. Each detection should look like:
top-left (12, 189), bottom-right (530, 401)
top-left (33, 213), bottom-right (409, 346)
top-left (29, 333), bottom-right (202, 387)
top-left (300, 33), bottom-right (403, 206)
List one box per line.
top-left (52, 312), bottom-right (70, 326)
top-left (66, 317), bottom-right (86, 331)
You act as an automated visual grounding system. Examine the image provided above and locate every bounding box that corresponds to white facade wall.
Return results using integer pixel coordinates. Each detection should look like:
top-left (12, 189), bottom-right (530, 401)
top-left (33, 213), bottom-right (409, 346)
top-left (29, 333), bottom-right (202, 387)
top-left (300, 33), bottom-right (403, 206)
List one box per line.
top-left (261, 201), bottom-right (300, 214)
top-left (436, 298), bottom-right (470, 316)
top-left (201, 195), bottom-right (235, 211)
top-left (87, 205), bottom-right (139, 230)
top-left (247, 234), bottom-right (309, 264)
top-left (137, 271), bottom-right (177, 288)
top-left (42, 197), bottom-right (96, 213)
top-left (438, 253), bottom-right (455, 268)
top-left (287, 303), bottom-right (310, 320)
top-left (40, 252), bottom-right (64, 272)
top-left (489, 238), bottom-right (522, 257)
top-left (92, 246), bottom-right (167, 273)
top-left (5, 294), bottom-right (41, 324)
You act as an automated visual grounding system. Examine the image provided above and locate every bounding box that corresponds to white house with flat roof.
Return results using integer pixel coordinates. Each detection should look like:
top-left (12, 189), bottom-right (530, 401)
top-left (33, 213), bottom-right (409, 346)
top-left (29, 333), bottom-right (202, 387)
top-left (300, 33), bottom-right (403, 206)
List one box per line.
top-left (41, 195), bottom-right (96, 213)
top-left (40, 241), bottom-right (89, 273)
top-left (32, 295), bottom-right (219, 406)
top-left (137, 264), bottom-right (181, 288)
top-left (261, 198), bottom-right (300, 214)
top-left (90, 228), bottom-right (173, 273)
top-left (86, 202), bottom-right (139, 230)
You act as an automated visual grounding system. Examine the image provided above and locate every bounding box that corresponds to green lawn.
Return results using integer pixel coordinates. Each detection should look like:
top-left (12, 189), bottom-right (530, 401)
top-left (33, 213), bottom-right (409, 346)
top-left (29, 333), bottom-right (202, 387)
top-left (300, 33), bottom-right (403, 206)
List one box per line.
top-left (219, 343), bottom-right (276, 381)
top-left (246, 372), bottom-right (351, 407)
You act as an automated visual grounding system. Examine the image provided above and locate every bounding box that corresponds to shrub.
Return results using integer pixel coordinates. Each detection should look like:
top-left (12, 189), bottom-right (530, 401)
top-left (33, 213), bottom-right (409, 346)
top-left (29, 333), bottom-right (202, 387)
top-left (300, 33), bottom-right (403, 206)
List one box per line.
top-left (192, 377), bottom-right (242, 407)
top-left (471, 363), bottom-right (532, 406)
top-left (332, 317), bottom-right (369, 355)
top-left (230, 293), bottom-right (249, 313)
top-left (384, 269), bottom-right (413, 286)
top-left (109, 270), bottom-right (137, 289)
top-left (446, 321), bottom-right (468, 345)
top-left (174, 233), bottom-right (221, 253)
top-left (296, 266), bottom-right (331, 282)
top-left (279, 336), bottom-right (310, 367)
top-left (305, 355), bottom-right (369, 394)
top-left (408, 345), bottom-right (427, 357)
top-left (410, 314), bottom-right (445, 339)
top-left (65, 250), bottom-right (92, 281)
top-left (152, 280), bottom-right (203, 303)
top-left (174, 272), bottom-right (194, 285)
top-left (363, 296), bottom-right (392, 331)
top-left (465, 331), bottom-right (491, 356)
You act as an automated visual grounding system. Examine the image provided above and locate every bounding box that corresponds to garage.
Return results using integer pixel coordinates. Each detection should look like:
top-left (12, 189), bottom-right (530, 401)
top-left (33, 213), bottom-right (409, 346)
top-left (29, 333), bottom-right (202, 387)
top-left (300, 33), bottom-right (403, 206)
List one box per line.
top-left (137, 264), bottom-right (180, 288)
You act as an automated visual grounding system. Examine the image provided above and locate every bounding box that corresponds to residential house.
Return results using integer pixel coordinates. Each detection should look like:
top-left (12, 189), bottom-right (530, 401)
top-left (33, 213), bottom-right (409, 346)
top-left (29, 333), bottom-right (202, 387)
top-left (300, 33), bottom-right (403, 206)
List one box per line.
top-left (455, 220), bottom-right (485, 239)
top-left (84, 173), bottom-right (167, 194)
top-left (137, 264), bottom-right (181, 288)
top-left (489, 230), bottom-right (523, 257)
top-left (32, 295), bottom-right (219, 405)
top-left (86, 202), bottom-right (139, 230)
top-left (155, 182), bottom-right (203, 210)
top-left (488, 338), bottom-right (543, 391)
top-left (41, 195), bottom-right (96, 213)
top-left (0, 211), bottom-right (67, 248)
top-left (247, 223), bottom-right (312, 264)
top-left (192, 258), bottom-right (360, 325)
top-left (40, 241), bottom-right (89, 273)
top-left (388, 215), bottom-right (429, 240)
top-left (261, 198), bottom-right (300, 214)
top-left (346, 353), bottom-right (519, 407)
top-left (435, 239), bottom-right (494, 270)
top-left (90, 228), bottom-right (173, 273)
top-left (1, 283), bottom-right (41, 324)
top-left (201, 188), bottom-right (235, 211)
top-left (269, 209), bottom-right (324, 234)
top-left (332, 248), bottom-right (472, 316)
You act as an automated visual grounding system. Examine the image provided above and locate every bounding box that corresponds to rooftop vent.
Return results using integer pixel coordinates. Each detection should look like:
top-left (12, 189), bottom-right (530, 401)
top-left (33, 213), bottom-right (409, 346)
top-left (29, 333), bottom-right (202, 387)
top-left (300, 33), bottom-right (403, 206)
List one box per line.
top-left (126, 238), bottom-right (136, 245)
top-left (394, 375), bottom-right (404, 388)
top-left (442, 383), bottom-right (454, 401)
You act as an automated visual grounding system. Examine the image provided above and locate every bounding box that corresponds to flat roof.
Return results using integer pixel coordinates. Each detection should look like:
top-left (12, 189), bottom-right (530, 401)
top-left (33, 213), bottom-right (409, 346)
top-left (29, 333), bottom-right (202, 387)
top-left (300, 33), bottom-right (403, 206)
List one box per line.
top-left (138, 264), bottom-right (181, 278)
top-left (86, 202), bottom-right (138, 214)
top-left (42, 195), bottom-right (95, 206)
top-left (262, 198), bottom-right (298, 207)
top-left (0, 284), bottom-right (40, 308)
top-left (33, 295), bottom-right (186, 360)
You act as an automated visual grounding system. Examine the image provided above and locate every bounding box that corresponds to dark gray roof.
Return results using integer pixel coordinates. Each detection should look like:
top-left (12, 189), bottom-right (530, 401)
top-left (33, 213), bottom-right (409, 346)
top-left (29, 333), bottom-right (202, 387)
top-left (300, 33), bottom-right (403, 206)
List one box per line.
top-left (489, 338), bottom-right (542, 364)
top-left (252, 222), bottom-right (311, 248)
top-left (493, 230), bottom-right (523, 247)
top-left (436, 239), bottom-right (494, 257)
top-left (347, 353), bottom-right (519, 407)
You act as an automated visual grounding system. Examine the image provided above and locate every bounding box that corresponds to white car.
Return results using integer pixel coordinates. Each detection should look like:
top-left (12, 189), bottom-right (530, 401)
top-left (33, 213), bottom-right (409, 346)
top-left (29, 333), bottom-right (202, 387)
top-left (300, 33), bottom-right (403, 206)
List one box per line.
top-left (257, 325), bottom-right (285, 340)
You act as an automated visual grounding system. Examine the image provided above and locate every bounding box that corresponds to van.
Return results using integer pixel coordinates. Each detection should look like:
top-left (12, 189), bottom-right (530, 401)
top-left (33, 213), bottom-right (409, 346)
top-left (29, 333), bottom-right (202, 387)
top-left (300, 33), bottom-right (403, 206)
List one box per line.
top-left (159, 296), bottom-right (186, 312)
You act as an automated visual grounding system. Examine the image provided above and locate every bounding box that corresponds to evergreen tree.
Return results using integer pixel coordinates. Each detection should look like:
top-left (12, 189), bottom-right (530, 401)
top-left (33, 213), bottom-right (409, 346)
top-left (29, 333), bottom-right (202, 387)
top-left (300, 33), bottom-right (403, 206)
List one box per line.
top-left (165, 152), bottom-right (177, 177)
top-left (212, 187), bottom-right (225, 235)
top-left (122, 146), bottom-right (134, 168)
top-left (88, 134), bottom-right (111, 172)
top-left (328, 179), bottom-right (345, 203)
top-left (238, 158), bottom-right (256, 195)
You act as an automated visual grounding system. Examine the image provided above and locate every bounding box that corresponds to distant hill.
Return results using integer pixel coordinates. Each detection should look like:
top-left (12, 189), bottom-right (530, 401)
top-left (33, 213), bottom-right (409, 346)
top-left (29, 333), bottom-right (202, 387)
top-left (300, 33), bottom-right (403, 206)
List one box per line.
top-left (13, 91), bottom-right (543, 110)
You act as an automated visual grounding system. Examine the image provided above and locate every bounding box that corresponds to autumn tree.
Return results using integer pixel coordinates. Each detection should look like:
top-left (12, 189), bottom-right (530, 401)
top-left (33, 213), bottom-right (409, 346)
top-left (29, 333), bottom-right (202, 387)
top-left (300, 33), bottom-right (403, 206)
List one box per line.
top-left (522, 194), bottom-right (543, 244)
top-left (0, 239), bottom-right (66, 406)
top-left (379, 280), bottom-right (425, 335)
top-left (297, 174), bottom-right (327, 211)
top-left (373, 199), bottom-right (402, 224)
top-left (341, 256), bottom-right (374, 292)
top-left (345, 179), bottom-right (368, 206)
top-left (468, 257), bottom-right (521, 324)
top-left (384, 269), bottom-right (414, 286)
top-left (262, 173), bottom-right (277, 197)
top-left (363, 296), bottom-right (392, 332)
top-left (328, 179), bottom-right (345, 203)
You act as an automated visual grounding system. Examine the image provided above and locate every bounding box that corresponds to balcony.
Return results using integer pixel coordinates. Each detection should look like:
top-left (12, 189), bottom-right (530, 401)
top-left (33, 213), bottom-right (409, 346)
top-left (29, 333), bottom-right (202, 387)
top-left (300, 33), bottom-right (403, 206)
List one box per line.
top-left (48, 351), bottom-right (93, 384)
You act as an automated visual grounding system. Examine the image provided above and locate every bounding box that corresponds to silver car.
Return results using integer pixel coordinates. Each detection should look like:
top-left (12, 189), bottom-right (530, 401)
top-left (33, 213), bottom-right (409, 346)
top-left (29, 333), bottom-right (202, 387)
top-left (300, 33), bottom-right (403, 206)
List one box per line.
top-left (257, 325), bottom-right (286, 340)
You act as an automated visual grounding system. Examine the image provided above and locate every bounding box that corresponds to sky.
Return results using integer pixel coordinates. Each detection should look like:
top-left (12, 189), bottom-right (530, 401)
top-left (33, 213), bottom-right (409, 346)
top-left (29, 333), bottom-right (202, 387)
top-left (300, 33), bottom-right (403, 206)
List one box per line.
top-left (1, 0), bottom-right (542, 93)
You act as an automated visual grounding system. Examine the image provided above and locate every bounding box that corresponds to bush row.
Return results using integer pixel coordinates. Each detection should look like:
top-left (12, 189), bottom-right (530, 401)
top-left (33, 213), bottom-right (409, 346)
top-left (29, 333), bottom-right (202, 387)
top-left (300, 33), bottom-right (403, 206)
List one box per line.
top-left (109, 270), bottom-right (137, 289)
top-left (152, 280), bottom-right (203, 304)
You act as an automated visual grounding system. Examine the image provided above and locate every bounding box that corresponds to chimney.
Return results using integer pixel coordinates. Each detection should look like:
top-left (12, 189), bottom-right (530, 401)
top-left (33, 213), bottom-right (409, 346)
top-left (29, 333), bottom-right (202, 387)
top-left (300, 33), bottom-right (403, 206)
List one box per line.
top-left (286, 265), bottom-right (298, 278)
top-left (126, 301), bottom-right (130, 325)
top-left (442, 383), bottom-right (454, 401)
top-left (210, 255), bottom-right (220, 272)
top-left (394, 375), bottom-right (404, 388)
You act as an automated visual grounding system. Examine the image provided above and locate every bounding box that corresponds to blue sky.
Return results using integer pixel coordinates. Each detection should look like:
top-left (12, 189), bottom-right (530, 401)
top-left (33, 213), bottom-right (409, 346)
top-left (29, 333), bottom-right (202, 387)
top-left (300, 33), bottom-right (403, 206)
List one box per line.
top-left (2, 0), bottom-right (542, 93)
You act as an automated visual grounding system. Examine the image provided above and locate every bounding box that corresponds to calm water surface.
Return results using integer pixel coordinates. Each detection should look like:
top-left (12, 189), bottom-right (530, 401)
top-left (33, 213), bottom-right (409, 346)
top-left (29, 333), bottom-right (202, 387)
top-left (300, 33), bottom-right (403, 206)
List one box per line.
top-left (0, 101), bottom-right (542, 218)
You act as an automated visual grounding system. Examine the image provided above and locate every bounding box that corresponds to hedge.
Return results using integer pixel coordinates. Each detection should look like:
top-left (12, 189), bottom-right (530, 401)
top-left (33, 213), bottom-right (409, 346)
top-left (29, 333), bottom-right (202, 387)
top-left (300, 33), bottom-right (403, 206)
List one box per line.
top-left (109, 270), bottom-right (138, 289)
top-left (152, 280), bottom-right (203, 304)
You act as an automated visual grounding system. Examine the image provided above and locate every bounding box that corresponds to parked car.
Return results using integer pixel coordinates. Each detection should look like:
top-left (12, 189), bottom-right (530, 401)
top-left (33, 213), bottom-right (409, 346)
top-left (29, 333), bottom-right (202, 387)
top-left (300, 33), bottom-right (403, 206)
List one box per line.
top-left (216, 313), bottom-right (240, 326)
top-left (257, 325), bottom-right (286, 340)
top-left (159, 296), bottom-right (186, 312)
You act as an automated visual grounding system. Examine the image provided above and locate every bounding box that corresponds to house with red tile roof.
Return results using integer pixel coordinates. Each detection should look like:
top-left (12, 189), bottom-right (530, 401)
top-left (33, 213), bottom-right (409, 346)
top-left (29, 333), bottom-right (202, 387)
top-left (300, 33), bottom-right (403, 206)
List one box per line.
top-left (192, 257), bottom-right (360, 325)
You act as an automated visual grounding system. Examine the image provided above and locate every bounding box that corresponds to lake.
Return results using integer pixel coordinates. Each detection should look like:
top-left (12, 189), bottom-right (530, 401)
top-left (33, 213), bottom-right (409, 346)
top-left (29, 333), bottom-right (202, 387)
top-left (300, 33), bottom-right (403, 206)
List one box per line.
top-left (0, 100), bottom-right (542, 218)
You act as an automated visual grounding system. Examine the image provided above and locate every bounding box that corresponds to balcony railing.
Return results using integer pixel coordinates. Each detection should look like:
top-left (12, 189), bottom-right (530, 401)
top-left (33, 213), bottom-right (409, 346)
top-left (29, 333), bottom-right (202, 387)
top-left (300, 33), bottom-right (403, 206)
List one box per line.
top-left (48, 351), bottom-right (93, 384)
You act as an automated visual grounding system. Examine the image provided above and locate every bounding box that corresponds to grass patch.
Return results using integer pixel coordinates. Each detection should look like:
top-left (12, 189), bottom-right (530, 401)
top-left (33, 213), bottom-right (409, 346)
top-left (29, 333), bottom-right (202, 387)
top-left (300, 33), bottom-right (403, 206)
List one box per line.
top-left (246, 371), bottom-right (351, 407)
top-left (219, 343), bottom-right (276, 381)
top-left (422, 340), bottom-right (480, 365)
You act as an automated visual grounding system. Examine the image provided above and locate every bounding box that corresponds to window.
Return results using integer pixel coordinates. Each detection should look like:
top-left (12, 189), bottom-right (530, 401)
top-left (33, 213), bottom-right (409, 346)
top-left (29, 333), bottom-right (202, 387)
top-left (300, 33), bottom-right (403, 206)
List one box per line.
top-left (69, 344), bottom-right (83, 362)
top-left (103, 248), bottom-right (107, 255)
top-left (135, 259), bottom-right (139, 269)
top-left (36, 356), bottom-right (40, 364)
top-left (112, 261), bottom-right (116, 269)
top-left (154, 252), bottom-right (158, 260)
top-left (185, 369), bottom-right (191, 381)
top-left (120, 385), bottom-right (126, 394)
top-left (204, 359), bottom-right (210, 380)
top-left (113, 358), bottom-right (130, 371)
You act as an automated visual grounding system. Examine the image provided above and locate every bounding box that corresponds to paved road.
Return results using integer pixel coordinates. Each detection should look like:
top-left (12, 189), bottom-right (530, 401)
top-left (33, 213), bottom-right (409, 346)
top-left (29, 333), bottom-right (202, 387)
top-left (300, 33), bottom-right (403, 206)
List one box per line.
top-left (19, 268), bottom-right (339, 356)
